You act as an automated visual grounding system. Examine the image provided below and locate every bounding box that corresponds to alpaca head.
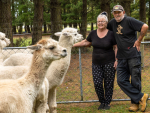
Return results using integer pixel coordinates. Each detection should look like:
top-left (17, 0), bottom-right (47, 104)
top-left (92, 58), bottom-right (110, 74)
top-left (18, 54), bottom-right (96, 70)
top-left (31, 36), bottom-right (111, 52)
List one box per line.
top-left (0, 32), bottom-right (10, 49)
top-left (54, 27), bottom-right (83, 46)
top-left (27, 38), bottom-right (67, 62)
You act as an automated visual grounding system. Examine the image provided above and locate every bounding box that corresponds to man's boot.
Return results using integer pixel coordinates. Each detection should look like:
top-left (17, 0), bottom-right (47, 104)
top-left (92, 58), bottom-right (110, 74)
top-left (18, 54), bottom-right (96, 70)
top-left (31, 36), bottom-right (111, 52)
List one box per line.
top-left (129, 103), bottom-right (139, 112)
top-left (139, 93), bottom-right (149, 112)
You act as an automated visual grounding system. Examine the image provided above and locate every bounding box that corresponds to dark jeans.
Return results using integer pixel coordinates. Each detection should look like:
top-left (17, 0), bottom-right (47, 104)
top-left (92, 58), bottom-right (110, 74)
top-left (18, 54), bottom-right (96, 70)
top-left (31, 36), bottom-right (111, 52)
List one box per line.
top-left (117, 57), bottom-right (143, 104)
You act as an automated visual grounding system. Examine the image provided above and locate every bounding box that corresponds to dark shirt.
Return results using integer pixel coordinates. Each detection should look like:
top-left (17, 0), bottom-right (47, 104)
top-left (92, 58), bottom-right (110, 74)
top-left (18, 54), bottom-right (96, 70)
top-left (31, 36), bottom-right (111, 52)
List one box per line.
top-left (86, 30), bottom-right (116, 65)
top-left (107, 16), bottom-right (144, 59)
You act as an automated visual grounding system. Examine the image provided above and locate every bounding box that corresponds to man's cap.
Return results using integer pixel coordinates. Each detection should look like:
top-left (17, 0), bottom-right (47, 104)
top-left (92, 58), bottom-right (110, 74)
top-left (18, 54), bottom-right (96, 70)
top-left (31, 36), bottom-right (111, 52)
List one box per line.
top-left (112, 5), bottom-right (124, 12)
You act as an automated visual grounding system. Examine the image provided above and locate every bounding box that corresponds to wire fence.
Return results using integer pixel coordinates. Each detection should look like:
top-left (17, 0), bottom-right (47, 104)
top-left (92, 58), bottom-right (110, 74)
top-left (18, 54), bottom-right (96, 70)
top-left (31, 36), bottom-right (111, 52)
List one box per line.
top-left (2, 41), bottom-right (150, 104)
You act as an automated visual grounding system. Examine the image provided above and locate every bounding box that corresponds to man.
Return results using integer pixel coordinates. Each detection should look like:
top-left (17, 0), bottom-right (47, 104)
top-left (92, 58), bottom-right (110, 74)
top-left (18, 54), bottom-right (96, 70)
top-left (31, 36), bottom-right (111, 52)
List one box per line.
top-left (107, 5), bottom-right (149, 112)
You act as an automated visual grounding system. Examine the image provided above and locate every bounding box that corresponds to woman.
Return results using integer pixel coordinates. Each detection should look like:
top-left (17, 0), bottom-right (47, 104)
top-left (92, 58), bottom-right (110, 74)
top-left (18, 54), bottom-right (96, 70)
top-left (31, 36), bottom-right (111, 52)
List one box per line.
top-left (73, 12), bottom-right (117, 110)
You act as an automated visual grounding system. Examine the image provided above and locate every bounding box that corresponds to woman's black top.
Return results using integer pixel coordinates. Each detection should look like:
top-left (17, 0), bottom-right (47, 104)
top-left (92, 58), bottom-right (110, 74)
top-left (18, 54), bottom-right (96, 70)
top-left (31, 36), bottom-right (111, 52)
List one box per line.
top-left (86, 30), bottom-right (116, 65)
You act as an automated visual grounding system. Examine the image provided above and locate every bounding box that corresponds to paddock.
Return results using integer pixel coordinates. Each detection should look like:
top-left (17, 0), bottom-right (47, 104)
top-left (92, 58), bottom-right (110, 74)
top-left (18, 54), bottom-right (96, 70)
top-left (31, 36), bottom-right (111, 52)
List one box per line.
top-left (2, 41), bottom-right (150, 105)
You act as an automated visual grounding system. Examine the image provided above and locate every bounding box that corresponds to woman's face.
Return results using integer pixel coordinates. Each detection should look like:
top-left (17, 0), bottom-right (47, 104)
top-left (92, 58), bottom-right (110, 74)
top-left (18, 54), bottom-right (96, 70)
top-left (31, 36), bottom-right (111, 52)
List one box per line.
top-left (97, 17), bottom-right (107, 29)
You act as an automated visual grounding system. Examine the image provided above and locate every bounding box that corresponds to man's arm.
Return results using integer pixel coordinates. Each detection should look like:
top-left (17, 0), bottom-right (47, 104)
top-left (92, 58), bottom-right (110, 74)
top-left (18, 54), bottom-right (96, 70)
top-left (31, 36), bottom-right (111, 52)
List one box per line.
top-left (134, 24), bottom-right (149, 51)
top-left (138, 24), bottom-right (149, 42)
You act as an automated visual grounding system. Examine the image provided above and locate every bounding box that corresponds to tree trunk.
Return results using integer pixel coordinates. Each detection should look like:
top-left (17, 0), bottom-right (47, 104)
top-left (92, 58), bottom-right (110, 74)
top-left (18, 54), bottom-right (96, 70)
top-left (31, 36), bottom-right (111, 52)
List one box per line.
top-left (50, 0), bottom-right (62, 41)
top-left (100, 0), bottom-right (111, 21)
top-left (27, 25), bottom-right (31, 33)
top-left (148, 0), bottom-right (150, 30)
top-left (120, 0), bottom-right (133, 16)
top-left (44, 22), bottom-right (47, 33)
top-left (91, 3), bottom-right (94, 31)
top-left (0, 0), bottom-right (13, 46)
top-left (80, 0), bottom-right (87, 39)
top-left (139, 0), bottom-right (146, 23)
top-left (32, 0), bottom-right (44, 44)
top-left (12, 0), bottom-right (16, 34)
top-left (91, 23), bottom-right (93, 31)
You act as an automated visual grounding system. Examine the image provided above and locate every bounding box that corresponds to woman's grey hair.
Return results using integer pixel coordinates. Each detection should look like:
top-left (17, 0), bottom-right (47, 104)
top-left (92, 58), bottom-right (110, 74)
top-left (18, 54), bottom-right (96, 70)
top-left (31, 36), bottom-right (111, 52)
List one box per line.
top-left (97, 14), bottom-right (108, 22)
top-left (97, 12), bottom-right (108, 22)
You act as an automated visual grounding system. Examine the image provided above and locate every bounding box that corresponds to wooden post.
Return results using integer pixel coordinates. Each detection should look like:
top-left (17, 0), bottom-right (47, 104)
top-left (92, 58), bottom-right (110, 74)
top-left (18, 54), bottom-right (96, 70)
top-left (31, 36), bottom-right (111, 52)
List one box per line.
top-left (137, 32), bottom-right (145, 68)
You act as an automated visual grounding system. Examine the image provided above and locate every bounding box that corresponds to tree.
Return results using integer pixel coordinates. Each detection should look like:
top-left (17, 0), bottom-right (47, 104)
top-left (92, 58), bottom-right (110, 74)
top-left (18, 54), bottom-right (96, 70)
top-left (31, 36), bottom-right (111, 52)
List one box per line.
top-left (120, 0), bottom-right (133, 16)
top-left (50, 0), bottom-right (62, 40)
top-left (32, 0), bottom-right (44, 44)
top-left (139, 0), bottom-right (146, 23)
top-left (12, 0), bottom-right (17, 34)
top-left (0, 0), bottom-right (13, 46)
top-left (80, 0), bottom-right (87, 39)
top-left (148, 0), bottom-right (150, 29)
top-left (100, 0), bottom-right (111, 21)
top-left (43, 0), bottom-right (51, 33)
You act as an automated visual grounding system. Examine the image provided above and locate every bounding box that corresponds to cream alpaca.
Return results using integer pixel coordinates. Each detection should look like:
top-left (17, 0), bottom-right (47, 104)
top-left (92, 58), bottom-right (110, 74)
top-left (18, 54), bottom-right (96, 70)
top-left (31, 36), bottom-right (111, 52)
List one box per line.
top-left (0, 38), bottom-right (67, 113)
top-left (2, 27), bottom-right (83, 113)
top-left (0, 32), bottom-right (10, 64)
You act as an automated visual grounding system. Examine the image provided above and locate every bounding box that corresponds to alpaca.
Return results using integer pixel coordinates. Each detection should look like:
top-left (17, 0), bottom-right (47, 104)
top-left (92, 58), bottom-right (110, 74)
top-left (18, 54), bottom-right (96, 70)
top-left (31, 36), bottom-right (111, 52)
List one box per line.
top-left (0, 32), bottom-right (32, 61)
top-left (2, 53), bottom-right (32, 66)
top-left (0, 65), bottom-right (50, 113)
top-left (0, 38), bottom-right (67, 113)
top-left (2, 27), bottom-right (83, 113)
top-left (46, 28), bottom-right (83, 113)
top-left (0, 32), bottom-right (10, 64)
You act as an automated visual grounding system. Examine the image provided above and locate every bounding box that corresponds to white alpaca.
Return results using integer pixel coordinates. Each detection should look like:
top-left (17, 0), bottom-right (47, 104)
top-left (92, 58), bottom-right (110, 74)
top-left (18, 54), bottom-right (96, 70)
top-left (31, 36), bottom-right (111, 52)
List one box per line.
top-left (0, 32), bottom-right (31, 62)
top-left (46, 28), bottom-right (83, 113)
top-left (2, 27), bottom-right (83, 113)
top-left (0, 32), bottom-right (10, 64)
top-left (0, 38), bottom-right (67, 113)
top-left (2, 53), bottom-right (32, 66)
top-left (0, 65), bottom-right (49, 113)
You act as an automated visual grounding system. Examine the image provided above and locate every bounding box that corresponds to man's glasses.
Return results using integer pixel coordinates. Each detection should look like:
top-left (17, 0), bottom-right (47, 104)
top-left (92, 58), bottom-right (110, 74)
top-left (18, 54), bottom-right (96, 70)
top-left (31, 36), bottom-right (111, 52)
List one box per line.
top-left (97, 21), bottom-right (106, 24)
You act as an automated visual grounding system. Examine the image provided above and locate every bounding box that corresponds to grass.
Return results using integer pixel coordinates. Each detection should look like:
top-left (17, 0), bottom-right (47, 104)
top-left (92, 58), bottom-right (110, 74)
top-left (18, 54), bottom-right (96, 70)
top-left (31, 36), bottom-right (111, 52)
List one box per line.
top-left (57, 101), bottom-right (150, 113)
top-left (55, 46), bottom-right (150, 112)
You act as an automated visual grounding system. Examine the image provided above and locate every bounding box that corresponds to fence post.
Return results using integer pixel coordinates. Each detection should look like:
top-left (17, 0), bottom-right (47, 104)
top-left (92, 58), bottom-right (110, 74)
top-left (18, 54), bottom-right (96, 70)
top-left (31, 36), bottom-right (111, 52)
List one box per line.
top-left (79, 47), bottom-right (83, 101)
top-left (137, 32), bottom-right (144, 67)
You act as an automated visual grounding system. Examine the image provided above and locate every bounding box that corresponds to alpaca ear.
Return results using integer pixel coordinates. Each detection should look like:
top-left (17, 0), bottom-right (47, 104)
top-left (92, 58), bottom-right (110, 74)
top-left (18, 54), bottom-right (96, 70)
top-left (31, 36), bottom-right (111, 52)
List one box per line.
top-left (54, 32), bottom-right (62, 36)
top-left (27, 44), bottom-right (42, 50)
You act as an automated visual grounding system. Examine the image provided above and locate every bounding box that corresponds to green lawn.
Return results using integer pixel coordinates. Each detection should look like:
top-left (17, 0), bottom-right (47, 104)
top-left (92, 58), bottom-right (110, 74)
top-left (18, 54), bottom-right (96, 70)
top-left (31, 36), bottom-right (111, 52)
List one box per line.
top-left (57, 101), bottom-right (150, 113)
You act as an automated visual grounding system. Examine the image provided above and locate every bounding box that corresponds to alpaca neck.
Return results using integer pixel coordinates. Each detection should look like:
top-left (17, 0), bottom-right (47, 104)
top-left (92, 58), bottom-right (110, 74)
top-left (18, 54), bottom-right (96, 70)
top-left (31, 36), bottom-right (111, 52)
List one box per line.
top-left (59, 36), bottom-right (72, 55)
top-left (23, 52), bottom-right (51, 90)
top-left (0, 49), bottom-right (3, 63)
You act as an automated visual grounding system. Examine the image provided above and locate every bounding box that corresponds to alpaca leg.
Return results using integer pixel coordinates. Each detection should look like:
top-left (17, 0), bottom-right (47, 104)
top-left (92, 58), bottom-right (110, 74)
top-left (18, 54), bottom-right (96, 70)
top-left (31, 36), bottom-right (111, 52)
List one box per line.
top-left (35, 100), bottom-right (48, 113)
top-left (48, 88), bottom-right (57, 113)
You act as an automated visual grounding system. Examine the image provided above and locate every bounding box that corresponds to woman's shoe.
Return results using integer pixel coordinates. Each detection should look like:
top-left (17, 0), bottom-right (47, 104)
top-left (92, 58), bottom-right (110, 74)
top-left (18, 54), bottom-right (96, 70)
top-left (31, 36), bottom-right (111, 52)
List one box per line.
top-left (98, 103), bottom-right (105, 110)
top-left (104, 104), bottom-right (110, 110)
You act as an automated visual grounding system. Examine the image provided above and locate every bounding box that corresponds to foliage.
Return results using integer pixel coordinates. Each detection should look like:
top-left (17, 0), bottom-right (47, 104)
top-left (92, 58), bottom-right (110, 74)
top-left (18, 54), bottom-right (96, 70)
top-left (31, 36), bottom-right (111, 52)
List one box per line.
top-left (130, 0), bottom-right (140, 19)
top-left (61, 0), bottom-right (83, 24)
top-left (12, 0), bottom-right (34, 26)
top-left (9, 0), bottom-right (150, 46)
top-left (13, 36), bottom-right (32, 47)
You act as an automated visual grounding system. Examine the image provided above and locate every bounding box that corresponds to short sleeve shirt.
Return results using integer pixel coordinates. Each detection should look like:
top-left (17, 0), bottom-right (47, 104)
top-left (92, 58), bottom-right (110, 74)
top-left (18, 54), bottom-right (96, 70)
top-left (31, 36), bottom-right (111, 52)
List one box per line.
top-left (86, 30), bottom-right (116, 65)
top-left (107, 16), bottom-right (144, 59)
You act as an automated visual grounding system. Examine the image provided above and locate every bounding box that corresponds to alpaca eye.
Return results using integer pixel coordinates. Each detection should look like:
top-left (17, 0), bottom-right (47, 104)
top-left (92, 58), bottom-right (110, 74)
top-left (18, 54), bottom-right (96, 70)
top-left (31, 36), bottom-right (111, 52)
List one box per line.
top-left (75, 34), bottom-right (77, 36)
top-left (49, 46), bottom-right (55, 50)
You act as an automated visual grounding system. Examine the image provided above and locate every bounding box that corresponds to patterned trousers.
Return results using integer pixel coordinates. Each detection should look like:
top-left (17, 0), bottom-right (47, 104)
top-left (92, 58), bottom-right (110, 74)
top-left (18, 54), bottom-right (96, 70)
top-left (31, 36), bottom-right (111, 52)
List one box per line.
top-left (92, 62), bottom-right (116, 105)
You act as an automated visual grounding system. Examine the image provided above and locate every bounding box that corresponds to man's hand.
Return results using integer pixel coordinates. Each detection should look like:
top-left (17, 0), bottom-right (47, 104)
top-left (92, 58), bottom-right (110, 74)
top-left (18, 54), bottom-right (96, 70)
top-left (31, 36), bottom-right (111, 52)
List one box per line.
top-left (133, 40), bottom-right (141, 52)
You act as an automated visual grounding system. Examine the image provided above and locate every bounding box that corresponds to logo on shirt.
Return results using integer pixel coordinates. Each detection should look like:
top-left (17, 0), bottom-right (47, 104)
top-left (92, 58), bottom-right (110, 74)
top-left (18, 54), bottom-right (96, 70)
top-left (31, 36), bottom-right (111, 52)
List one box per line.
top-left (116, 25), bottom-right (123, 34)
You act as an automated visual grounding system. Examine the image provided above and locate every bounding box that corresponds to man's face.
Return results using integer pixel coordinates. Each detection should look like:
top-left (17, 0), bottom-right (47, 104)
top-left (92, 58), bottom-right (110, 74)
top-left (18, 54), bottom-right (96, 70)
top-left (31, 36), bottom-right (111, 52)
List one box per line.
top-left (113, 11), bottom-right (125, 22)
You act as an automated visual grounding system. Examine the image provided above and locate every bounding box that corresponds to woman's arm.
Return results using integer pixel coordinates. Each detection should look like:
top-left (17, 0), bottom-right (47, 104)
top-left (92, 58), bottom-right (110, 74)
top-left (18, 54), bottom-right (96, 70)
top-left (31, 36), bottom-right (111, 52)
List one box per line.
top-left (73, 39), bottom-right (92, 47)
top-left (113, 44), bottom-right (118, 69)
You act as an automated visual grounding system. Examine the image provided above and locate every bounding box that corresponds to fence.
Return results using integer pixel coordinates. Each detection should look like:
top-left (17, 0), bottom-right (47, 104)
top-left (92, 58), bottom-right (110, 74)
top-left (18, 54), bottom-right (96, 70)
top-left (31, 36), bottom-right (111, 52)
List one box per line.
top-left (2, 41), bottom-right (150, 104)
